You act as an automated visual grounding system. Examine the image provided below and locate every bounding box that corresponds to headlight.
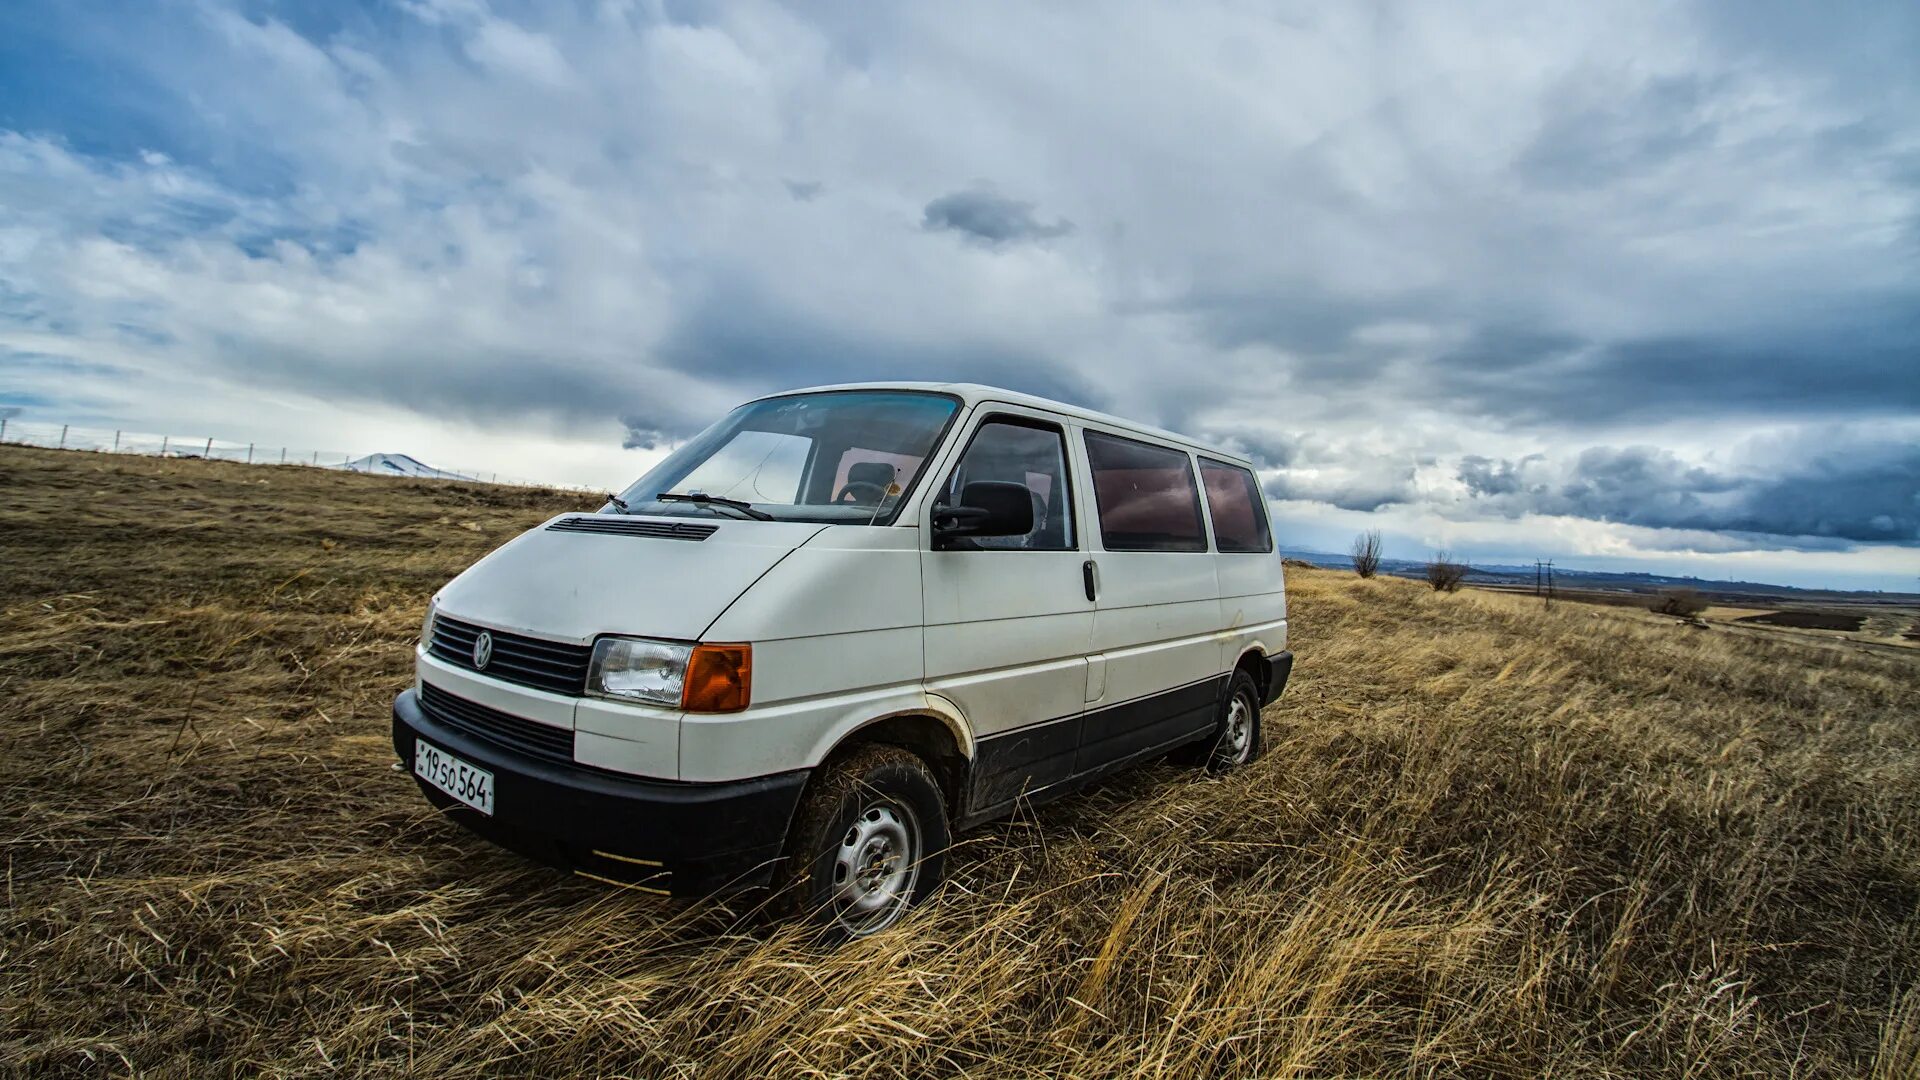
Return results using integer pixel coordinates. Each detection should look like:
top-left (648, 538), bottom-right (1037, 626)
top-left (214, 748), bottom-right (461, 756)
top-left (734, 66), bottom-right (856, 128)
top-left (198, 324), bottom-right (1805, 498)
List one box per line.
top-left (420, 598), bottom-right (438, 647)
top-left (588, 637), bottom-right (692, 707)
top-left (588, 637), bottom-right (752, 712)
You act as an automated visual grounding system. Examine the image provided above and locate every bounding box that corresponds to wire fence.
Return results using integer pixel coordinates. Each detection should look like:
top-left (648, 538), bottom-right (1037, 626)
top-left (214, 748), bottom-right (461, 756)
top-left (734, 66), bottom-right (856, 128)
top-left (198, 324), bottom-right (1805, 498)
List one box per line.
top-left (0, 418), bottom-right (594, 491)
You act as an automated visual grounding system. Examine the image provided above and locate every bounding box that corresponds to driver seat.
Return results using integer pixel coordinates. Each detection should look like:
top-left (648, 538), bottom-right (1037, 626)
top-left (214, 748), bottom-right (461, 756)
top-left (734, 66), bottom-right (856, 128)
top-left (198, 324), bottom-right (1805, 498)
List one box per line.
top-left (838, 460), bottom-right (897, 504)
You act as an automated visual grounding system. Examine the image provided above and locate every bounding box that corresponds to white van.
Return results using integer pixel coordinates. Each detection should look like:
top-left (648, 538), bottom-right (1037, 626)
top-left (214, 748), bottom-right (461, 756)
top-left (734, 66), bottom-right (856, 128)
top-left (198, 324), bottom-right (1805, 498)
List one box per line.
top-left (393, 383), bottom-right (1290, 937)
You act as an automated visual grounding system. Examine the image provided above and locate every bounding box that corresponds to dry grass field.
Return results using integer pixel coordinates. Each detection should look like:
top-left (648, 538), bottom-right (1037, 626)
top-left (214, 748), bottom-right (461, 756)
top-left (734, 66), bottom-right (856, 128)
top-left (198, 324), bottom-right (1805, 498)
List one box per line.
top-left (3, 443), bottom-right (1918, 1078)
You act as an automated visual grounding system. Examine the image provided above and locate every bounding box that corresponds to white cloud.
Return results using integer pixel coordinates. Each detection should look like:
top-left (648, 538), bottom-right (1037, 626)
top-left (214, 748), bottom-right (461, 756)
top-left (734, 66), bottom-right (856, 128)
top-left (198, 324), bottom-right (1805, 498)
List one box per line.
top-left (465, 18), bottom-right (576, 88)
top-left (1, 0), bottom-right (1916, 587)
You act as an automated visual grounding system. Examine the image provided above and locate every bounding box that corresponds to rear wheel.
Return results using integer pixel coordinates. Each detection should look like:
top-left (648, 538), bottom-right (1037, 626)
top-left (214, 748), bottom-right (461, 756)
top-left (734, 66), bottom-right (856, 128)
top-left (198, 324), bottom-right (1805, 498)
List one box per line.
top-left (1175, 669), bottom-right (1263, 773)
top-left (772, 744), bottom-right (951, 941)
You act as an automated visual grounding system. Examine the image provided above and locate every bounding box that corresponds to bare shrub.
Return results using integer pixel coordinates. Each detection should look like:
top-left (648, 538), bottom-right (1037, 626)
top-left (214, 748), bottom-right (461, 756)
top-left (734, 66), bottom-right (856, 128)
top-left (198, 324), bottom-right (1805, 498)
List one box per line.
top-left (1652, 587), bottom-right (1709, 619)
top-left (1350, 529), bottom-right (1382, 578)
top-left (1426, 550), bottom-right (1467, 592)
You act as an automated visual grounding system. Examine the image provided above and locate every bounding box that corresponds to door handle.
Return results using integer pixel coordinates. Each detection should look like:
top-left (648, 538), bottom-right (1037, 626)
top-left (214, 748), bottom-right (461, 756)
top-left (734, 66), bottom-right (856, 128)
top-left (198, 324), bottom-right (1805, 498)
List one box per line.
top-left (1082, 559), bottom-right (1098, 602)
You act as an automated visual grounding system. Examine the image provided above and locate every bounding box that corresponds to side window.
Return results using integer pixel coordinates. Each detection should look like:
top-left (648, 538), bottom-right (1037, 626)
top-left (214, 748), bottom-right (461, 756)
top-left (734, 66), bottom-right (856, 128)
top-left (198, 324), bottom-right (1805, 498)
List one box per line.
top-left (1084, 431), bottom-right (1207, 552)
top-left (1199, 458), bottom-right (1273, 553)
top-left (939, 419), bottom-right (1075, 551)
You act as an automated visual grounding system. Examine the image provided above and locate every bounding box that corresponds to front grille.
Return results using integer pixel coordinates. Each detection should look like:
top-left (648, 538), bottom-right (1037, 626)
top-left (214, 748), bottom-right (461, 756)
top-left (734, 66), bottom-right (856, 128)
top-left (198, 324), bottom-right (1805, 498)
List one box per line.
top-left (547, 516), bottom-right (718, 540)
top-left (419, 682), bottom-right (574, 765)
top-left (429, 615), bottom-right (592, 695)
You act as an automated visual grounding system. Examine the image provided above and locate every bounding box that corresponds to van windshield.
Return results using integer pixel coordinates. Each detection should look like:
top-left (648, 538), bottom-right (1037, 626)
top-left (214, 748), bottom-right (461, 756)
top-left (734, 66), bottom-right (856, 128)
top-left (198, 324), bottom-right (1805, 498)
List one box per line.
top-left (614, 391), bottom-right (961, 525)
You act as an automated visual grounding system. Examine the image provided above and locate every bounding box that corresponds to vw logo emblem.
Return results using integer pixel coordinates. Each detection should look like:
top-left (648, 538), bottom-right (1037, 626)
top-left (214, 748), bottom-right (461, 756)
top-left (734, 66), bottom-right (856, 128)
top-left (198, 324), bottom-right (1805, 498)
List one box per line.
top-left (471, 631), bottom-right (493, 670)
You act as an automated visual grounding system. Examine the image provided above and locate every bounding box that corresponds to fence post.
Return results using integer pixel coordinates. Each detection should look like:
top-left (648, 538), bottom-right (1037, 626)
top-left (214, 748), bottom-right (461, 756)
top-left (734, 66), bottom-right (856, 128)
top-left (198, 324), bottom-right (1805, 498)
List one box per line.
top-left (246, 443), bottom-right (254, 464)
top-left (113, 430), bottom-right (121, 452)
top-left (280, 447), bottom-right (286, 465)
top-left (204, 436), bottom-right (213, 457)
top-left (311, 450), bottom-right (318, 466)
top-left (161, 435), bottom-right (169, 456)
top-left (0, 417), bottom-right (7, 442)
top-left (59, 424), bottom-right (68, 449)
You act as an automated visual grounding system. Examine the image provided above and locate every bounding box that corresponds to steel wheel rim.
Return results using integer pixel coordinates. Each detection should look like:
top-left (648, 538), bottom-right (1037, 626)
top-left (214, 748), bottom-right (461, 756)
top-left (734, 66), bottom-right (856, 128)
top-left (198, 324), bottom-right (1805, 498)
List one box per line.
top-left (1222, 693), bottom-right (1254, 763)
top-left (829, 799), bottom-right (920, 936)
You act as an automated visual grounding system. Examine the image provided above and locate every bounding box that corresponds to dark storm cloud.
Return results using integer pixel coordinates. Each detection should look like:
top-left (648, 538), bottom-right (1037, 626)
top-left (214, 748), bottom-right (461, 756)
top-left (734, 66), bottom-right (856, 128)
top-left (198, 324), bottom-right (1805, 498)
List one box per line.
top-left (1457, 438), bottom-right (1920, 543)
top-left (1427, 315), bottom-right (1920, 426)
top-left (1457, 454), bottom-right (1535, 497)
top-left (1204, 427), bottom-right (1310, 470)
top-left (1697, 0), bottom-right (1920, 111)
top-left (1182, 285), bottom-right (1434, 362)
top-left (1194, 300), bottom-right (1920, 430)
top-left (652, 278), bottom-right (1106, 409)
top-left (619, 409), bottom-right (683, 451)
top-left (1515, 75), bottom-right (1721, 189)
top-left (782, 179), bottom-right (823, 202)
top-left (225, 345), bottom-right (629, 424)
top-left (922, 188), bottom-right (1073, 245)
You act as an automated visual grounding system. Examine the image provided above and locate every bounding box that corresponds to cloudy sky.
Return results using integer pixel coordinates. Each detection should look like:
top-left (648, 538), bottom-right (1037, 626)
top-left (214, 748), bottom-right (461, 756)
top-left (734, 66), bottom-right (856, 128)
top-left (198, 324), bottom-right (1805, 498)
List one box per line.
top-left (2, 1), bottom-right (1916, 589)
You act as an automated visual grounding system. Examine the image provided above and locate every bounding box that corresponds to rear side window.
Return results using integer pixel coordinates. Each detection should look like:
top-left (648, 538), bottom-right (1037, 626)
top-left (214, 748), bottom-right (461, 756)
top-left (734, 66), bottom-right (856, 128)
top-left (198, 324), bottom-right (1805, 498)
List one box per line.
top-left (1199, 458), bottom-right (1273, 553)
top-left (1084, 431), bottom-right (1207, 552)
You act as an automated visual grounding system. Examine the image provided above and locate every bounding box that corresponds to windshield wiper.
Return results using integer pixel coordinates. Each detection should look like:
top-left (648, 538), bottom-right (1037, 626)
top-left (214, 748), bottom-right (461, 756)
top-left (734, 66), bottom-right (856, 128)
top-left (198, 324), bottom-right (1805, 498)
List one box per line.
top-left (654, 492), bottom-right (774, 521)
top-left (606, 492), bottom-right (630, 513)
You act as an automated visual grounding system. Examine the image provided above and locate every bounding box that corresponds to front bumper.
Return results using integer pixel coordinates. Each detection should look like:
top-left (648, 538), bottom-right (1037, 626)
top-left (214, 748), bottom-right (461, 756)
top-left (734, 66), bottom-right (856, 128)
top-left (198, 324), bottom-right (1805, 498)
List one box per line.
top-left (392, 688), bottom-right (809, 896)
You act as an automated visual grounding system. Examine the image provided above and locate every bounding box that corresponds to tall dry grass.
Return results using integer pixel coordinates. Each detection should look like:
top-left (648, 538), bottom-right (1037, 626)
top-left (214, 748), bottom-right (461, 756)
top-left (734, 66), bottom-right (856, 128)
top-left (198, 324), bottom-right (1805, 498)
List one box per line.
top-left (2, 444), bottom-right (1917, 1077)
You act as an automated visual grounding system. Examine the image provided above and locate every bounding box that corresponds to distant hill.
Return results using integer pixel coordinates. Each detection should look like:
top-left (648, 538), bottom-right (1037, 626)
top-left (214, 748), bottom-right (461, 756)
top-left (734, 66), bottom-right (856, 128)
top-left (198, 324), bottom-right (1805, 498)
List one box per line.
top-left (1279, 548), bottom-right (1920, 605)
top-left (328, 453), bottom-right (473, 481)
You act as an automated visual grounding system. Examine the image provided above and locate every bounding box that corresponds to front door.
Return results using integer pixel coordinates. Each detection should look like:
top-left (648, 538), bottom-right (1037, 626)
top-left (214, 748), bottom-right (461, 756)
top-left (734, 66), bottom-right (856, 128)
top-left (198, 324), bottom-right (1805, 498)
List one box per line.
top-left (920, 410), bottom-right (1091, 816)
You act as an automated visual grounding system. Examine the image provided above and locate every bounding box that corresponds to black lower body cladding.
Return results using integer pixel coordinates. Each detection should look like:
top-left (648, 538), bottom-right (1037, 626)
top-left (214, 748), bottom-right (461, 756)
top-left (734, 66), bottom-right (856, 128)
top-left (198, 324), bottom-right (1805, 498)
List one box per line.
top-left (391, 688), bottom-right (809, 896)
top-left (1262, 650), bottom-right (1295, 705)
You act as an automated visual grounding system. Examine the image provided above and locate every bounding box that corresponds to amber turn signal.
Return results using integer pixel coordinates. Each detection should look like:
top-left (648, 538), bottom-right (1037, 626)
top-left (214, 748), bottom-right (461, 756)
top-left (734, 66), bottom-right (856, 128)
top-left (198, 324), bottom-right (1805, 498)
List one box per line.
top-left (682, 643), bottom-right (752, 712)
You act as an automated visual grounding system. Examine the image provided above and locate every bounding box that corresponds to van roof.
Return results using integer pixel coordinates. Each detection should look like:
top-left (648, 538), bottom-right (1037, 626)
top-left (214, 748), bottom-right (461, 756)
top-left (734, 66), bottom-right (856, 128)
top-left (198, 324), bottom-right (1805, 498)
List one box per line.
top-left (756, 382), bottom-right (1253, 467)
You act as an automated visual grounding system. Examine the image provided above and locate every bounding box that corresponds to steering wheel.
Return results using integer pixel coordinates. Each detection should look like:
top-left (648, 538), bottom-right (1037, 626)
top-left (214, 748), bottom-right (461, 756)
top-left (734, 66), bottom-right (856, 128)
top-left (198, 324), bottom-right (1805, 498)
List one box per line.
top-left (834, 480), bottom-right (890, 505)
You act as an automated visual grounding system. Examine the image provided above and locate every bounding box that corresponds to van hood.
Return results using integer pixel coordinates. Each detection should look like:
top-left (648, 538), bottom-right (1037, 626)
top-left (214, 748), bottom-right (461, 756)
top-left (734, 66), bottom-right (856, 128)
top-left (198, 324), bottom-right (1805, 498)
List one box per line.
top-left (433, 514), bottom-right (827, 644)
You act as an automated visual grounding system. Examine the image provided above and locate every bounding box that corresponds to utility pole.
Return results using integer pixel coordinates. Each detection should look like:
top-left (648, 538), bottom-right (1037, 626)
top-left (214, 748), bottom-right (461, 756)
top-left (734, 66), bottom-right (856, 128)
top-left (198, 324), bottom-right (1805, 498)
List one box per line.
top-left (113, 430), bottom-right (121, 452)
top-left (246, 443), bottom-right (254, 464)
top-left (1545, 560), bottom-right (1555, 609)
top-left (59, 424), bottom-right (68, 449)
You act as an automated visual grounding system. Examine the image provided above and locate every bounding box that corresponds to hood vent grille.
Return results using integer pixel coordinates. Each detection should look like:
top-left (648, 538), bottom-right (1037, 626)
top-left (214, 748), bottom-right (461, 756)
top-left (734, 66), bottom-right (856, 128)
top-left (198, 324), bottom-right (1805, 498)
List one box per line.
top-left (546, 516), bottom-right (719, 541)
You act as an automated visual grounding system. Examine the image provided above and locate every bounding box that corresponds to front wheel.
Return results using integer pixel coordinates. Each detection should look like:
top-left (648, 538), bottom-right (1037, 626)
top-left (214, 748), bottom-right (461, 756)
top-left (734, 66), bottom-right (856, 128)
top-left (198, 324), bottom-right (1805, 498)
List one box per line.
top-left (772, 744), bottom-right (951, 941)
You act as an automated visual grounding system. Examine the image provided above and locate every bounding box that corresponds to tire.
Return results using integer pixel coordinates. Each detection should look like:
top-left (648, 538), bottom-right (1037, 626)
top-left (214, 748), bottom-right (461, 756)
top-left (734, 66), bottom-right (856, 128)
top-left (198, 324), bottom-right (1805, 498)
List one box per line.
top-left (1175, 669), bottom-right (1263, 773)
top-left (771, 744), bottom-right (951, 942)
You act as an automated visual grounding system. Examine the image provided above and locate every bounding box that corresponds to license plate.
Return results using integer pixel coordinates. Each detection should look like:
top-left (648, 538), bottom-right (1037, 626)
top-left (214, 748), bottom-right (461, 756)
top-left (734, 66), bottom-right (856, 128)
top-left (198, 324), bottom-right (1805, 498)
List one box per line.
top-left (414, 738), bottom-right (495, 816)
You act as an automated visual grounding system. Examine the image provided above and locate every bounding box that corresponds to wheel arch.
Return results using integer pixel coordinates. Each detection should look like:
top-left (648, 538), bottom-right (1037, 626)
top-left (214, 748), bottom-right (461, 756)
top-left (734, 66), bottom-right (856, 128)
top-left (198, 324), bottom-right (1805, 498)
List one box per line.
top-left (1232, 646), bottom-right (1272, 702)
top-left (820, 702), bottom-right (974, 816)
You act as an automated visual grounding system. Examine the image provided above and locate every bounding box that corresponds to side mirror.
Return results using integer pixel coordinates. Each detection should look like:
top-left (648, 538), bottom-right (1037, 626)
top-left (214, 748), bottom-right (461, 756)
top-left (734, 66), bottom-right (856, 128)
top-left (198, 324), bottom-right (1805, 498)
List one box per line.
top-left (932, 481), bottom-right (1034, 548)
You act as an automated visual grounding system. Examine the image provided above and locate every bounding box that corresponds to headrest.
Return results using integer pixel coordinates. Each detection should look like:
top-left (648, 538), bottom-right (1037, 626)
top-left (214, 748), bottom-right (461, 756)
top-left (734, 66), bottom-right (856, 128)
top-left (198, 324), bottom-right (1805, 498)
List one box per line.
top-left (847, 461), bottom-right (896, 487)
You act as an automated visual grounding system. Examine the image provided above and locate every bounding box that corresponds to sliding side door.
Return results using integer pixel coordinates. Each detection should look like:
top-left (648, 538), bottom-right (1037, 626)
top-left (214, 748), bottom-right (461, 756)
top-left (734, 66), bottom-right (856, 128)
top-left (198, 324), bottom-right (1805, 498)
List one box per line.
top-left (1077, 428), bottom-right (1225, 773)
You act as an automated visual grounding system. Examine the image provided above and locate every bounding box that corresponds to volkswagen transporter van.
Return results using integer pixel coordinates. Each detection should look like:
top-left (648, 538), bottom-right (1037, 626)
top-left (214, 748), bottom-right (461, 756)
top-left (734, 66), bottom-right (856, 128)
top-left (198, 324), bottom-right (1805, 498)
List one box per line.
top-left (393, 383), bottom-right (1291, 938)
